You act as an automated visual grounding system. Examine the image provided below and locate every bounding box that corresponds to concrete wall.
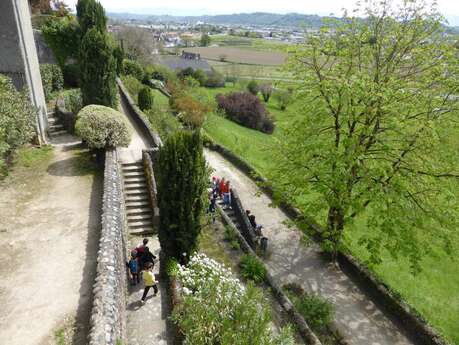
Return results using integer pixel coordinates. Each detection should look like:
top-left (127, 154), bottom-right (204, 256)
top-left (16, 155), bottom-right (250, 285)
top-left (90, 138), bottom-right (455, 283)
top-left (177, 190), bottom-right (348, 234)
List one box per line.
top-left (0, 0), bottom-right (48, 142)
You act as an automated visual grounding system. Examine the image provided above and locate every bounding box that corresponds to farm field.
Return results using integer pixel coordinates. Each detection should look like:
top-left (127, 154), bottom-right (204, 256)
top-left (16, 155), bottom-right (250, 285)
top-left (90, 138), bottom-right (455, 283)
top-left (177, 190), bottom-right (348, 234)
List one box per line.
top-left (209, 60), bottom-right (292, 80)
top-left (209, 34), bottom-right (291, 52)
top-left (173, 47), bottom-right (287, 65)
top-left (196, 84), bottom-right (459, 345)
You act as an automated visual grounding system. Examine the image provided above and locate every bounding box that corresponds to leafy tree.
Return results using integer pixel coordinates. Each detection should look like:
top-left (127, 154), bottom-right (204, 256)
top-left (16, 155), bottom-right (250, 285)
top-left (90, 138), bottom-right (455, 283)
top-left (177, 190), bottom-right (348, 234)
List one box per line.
top-left (247, 80), bottom-right (259, 95)
top-left (76, 0), bottom-right (107, 36)
top-left (205, 69), bottom-right (225, 88)
top-left (122, 59), bottom-right (144, 81)
top-left (79, 28), bottom-right (117, 107)
top-left (193, 69), bottom-right (208, 86)
top-left (273, 90), bottom-right (293, 110)
top-left (271, 0), bottom-right (459, 270)
top-left (113, 44), bottom-right (124, 75)
top-left (138, 87), bottom-right (154, 111)
top-left (41, 16), bottom-right (80, 67)
top-left (116, 26), bottom-right (154, 63)
top-left (157, 131), bottom-right (208, 263)
top-left (173, 95), bottom-right (210, 129)
top-left (200, 33), bottom-right (211, 47)
top-left (259, 83), bottom-right (273, 102)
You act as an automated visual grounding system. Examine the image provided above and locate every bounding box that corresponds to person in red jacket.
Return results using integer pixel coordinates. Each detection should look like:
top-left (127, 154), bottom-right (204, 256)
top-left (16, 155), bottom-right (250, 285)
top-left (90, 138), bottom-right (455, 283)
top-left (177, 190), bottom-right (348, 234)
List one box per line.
top-left (222, 180), bottom-right (231, 209)
top-left (218, 177), bottom-right (226, 198)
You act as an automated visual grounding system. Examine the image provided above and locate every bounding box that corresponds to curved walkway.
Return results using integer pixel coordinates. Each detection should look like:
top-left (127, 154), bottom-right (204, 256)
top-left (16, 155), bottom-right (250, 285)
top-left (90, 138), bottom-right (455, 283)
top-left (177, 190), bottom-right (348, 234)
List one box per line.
top-left (205, 149), bottom-right (412, 345)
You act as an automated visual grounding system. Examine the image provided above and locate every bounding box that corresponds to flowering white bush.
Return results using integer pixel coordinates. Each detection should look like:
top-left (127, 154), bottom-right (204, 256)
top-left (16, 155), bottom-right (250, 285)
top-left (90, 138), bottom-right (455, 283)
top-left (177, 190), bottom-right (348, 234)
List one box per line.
top-left (173, 253), bottom-right (295, 345)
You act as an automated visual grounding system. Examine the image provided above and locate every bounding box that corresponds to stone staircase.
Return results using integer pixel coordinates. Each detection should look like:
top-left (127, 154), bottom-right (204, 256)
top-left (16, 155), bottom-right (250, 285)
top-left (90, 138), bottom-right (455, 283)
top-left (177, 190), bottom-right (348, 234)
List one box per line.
top-left (47, 111), bottom-right (67, 138)
top-left (122, 161), bottom-right (154, 235)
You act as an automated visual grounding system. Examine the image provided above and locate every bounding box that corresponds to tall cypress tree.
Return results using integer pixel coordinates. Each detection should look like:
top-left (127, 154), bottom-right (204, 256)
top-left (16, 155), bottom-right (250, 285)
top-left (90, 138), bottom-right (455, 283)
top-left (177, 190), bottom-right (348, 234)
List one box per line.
top-left (79, 28), bottom-right (117, 107)
top-left (157, 130), bottom-right (208, 263)
top-left (76, 0), bottom-right (107, 36)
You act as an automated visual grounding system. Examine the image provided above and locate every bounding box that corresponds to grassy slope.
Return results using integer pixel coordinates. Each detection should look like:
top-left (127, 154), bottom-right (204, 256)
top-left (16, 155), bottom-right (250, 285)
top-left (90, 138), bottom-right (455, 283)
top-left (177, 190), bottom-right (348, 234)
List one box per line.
top-left (201, 85), bottom-right (459, 344)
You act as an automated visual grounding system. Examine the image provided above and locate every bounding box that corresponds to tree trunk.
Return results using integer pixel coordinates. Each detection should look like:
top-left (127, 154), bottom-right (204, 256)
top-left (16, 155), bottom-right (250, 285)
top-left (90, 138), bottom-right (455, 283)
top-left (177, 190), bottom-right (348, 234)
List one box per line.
top-left (326, 206), bottom-right (344, 265)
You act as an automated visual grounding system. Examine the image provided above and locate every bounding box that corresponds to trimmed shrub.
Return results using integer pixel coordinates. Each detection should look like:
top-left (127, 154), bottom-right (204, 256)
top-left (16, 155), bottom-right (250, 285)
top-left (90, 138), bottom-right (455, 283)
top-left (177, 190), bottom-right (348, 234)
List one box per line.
top-left (122, 59), bottom-right (144, 81)
top-left (247, 80), bottom-right (259, 95)
top-left (75, 105), bottom-right (131, 148)
top-left (273, 90), bottom-right (293, 110)
top-left (216, 92), bottom-right (275, 134)
top-left (205, 69), bottom-right (225, 88)
top-left (0, 75), bottom-right (36, 174)
top-left (138, 87), bottom-right (154, 111)
top-left (240, 254), bottom-right (267, 283)
top-left (79, 28), bottom-right (117, 108)
top-left (62, 63), bottom-right (80, 87)
top-left (157, 131), bottom-right (208, 263)
top-left (40, 64), bottom-right (64, 100)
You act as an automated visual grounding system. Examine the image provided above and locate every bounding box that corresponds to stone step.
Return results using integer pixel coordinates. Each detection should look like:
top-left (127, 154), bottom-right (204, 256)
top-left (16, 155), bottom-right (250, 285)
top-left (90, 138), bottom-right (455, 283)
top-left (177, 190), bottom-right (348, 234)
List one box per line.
top-left (123, 171), bottom-right (144, 178)
top-left (126, 207), bottom-right (152, 216)
top-left (122, 161), bottom-right (142, 166)
top-left (124, 177), bottom-right (146, 184)
top-left (49, 129), bottom-right (67, 136)
top-left (125, 194), bottom-right (149, 202)
top-left (125, 200), bottom-right (150, 209)
top-left (129, 227), bottom-right (155, 236)
top-left (47, 117), bottom-right (57, 124)
top-left (122, 165), bottom-right (143, 172)
top-left (125, 189), bottom-right (148, 196)
top-left (49, 124), bottom-right (64, 131)
top-left (128, 219), bottom-right (153, 229)
top-left (127, 213), bottom-right (152, 222)
top-left (124, 183), bottom-right (147, 190)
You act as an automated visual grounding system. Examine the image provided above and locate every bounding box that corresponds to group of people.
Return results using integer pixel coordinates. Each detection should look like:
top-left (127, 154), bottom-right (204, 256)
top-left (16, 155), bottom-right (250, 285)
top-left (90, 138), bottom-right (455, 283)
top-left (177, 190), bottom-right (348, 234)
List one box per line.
top-left (208, 177), bottom-right (232, 217)
top-left (127, 238), bottom-right (159, 303)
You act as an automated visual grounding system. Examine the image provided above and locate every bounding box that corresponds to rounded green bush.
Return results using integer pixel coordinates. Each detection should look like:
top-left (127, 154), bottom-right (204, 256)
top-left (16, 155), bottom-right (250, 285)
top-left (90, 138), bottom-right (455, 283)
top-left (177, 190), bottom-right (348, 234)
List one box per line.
top-left (75, 105), bottom-right (132, 149)
top-left (138, 87), bottom-right (154, 111)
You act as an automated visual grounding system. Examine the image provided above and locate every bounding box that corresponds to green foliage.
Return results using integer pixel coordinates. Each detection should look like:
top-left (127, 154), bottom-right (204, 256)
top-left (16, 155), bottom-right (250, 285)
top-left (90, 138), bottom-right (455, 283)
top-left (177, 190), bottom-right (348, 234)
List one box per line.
top-left (62, 63), bottom-right (80, 87)
top-left (173, 254), bottom-right (294, 345)
top-left (151, 65), bottom-right (177, 82)
top-left (193, 69), bottom-right (208, 86)
top-left (200, 33), bottom-right (211, 47)
top-left (122, 59), bottom-right (144, 81)
top-left (40, 64), bottom-right (64, 100)
top-left (247, 80), bottom-right (259, 95)
top-left (293, 293), bottom-right (334, 332)
top-left (157, 131), bottom-right (208, 263)
top-left (273, 0), bottom-right (459, 269)
top-left (79, 28), bottom-right (117, 107)
top-left (138, 87), bottom-right (154, 111)
top-left (75, 105), bottom-right (131, 149)
top-left (165, 257), bottom-right (179, 277)
top-left (259, 83), bottom-right (273, 102)
top-left (113, 44), bottom-right (124, 75)
top-left (120, 75), bottom-right (143, 102)
top-left (239, 254), bottom-right (267, 283)
top-left (76, 0), bottom-right (107, 36)
top-left (273, 90), bottom-right (292, 110)
top-left (205, 69), bottom-right (225, 88)
top-left (62, 89), bottom-right (83, 114)
top-left (41, 16), bottom-right (80, 67)
top-left (0, 75), bottom-right (36, 175)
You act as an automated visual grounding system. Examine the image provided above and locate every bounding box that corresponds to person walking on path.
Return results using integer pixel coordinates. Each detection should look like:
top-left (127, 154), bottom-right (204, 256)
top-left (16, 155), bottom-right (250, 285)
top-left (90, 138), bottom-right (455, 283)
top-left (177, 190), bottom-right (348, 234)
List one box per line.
top-left (219, 177), bottom-right (226, 198)
top-left (127, 251), bottom-right (140, 285)
top-left (139, 246), bottom-right (157, 270)
top-left (222, 180), bottom-right (232, 208)
top-left (135, 238), bottom-right (149, 256)
top-left (141, 262), bottom-right (158, 303)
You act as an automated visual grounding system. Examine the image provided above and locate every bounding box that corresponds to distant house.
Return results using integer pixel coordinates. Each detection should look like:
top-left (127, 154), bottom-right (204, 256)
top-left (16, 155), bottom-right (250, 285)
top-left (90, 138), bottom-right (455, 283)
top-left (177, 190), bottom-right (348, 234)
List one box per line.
top-left (159, 51), bottom-right (212, 73)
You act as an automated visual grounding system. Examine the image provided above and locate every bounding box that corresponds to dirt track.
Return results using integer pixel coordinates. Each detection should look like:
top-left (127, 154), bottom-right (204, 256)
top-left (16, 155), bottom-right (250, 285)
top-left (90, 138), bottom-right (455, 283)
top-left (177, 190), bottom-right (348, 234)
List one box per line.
top-left (0, 140), bottom-right (101, 345)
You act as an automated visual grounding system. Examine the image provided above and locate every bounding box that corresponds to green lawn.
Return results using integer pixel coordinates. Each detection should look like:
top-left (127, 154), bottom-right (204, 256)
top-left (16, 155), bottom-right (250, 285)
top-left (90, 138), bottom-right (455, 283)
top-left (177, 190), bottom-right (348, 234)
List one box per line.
top-left (200, 85), bottom-right (459, 345)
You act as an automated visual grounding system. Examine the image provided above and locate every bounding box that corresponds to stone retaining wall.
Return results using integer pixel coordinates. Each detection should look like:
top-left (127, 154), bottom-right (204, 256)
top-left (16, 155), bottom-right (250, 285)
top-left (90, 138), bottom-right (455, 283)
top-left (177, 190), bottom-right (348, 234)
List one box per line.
top-left (88, 149), bottom-right (128, 345)
top-left (143, 149), bottom-right (160, 227)
top-left (206, 140), bottom-right (447, 345)
top-left (117, 78), bottom-right (163, 148)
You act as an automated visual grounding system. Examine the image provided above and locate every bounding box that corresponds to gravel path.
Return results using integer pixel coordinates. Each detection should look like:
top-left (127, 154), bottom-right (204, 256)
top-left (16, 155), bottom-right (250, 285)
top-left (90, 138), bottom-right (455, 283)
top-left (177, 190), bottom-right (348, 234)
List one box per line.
top-left (205, 148), bottom-right (413, 345)
top-left (0, 136), bottom-right (101, 345)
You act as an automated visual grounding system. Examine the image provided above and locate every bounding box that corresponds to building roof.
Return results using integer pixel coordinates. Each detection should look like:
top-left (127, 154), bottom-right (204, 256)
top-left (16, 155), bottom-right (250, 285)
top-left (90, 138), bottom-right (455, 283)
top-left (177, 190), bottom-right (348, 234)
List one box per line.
top-left (159, 55), bottom-right (212, 72)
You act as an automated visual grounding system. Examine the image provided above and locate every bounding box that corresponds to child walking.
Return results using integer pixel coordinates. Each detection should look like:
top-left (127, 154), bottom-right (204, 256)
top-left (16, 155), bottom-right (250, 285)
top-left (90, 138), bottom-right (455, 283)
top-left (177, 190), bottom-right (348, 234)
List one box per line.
top-left (128, 251), bottom-right (140, 285)
top-left (141, 262), bottom-right (158, 303)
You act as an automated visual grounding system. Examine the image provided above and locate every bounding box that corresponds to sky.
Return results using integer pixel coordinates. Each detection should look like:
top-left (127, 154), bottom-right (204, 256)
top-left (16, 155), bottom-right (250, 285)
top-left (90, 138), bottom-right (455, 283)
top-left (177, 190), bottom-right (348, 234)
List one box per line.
top-left (63, 0), bottom-right (459, 25)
